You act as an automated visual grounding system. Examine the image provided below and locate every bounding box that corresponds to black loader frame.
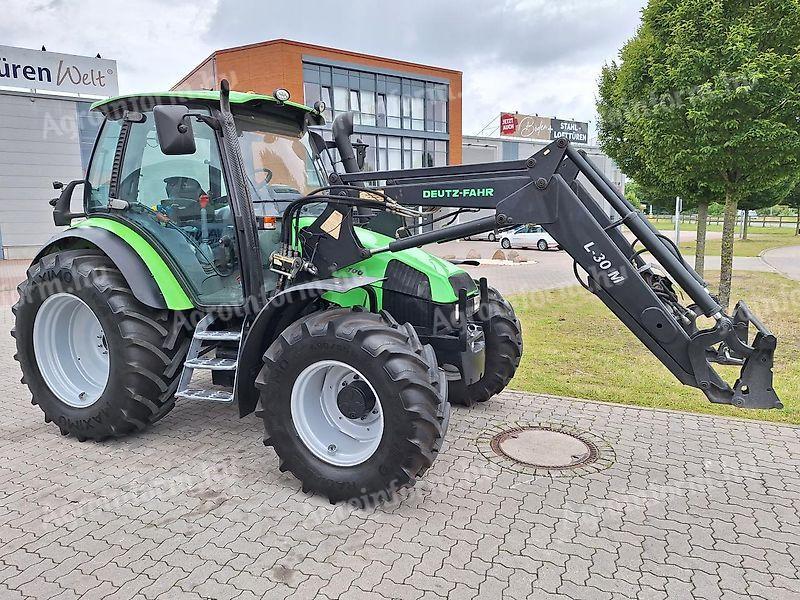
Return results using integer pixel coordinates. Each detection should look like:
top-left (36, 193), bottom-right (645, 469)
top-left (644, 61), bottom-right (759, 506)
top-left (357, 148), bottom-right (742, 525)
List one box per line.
top-left (288, 133), bottom-right (781, 411)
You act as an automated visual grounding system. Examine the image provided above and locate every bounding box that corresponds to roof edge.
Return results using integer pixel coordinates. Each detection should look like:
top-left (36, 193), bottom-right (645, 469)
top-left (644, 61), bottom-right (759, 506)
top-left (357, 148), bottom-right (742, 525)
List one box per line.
top-left (204, 38), bottom-right (462, 76)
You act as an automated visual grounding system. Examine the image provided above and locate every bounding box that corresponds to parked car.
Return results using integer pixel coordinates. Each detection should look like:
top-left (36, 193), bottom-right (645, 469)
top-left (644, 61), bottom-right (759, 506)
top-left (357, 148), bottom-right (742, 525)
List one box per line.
top-left (499, 224), bottom-right (559, 251)
top-left (464, 229), bottom-right (499, 242)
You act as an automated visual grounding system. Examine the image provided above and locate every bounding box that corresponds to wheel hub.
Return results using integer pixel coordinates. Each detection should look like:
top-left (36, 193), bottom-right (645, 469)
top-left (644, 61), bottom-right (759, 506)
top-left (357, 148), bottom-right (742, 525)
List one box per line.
top-left (290, 360), bottom-right (384, 467)
top-left (32, 293), bottom-right (110, 408)
top-left (336, 379), bottom-right (376, 419)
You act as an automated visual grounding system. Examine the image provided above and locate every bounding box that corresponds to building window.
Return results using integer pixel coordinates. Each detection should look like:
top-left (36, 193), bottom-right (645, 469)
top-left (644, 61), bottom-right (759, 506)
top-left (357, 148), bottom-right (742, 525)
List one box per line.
top-left (321, 130), bottom-right (448, 170)
top-left (303, 62), bottom-right (448, 134)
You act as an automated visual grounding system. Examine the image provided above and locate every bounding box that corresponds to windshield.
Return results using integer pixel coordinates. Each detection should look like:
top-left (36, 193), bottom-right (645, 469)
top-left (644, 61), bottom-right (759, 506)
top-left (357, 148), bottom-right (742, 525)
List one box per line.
top-left (235, 113), bottom-right (325, 217)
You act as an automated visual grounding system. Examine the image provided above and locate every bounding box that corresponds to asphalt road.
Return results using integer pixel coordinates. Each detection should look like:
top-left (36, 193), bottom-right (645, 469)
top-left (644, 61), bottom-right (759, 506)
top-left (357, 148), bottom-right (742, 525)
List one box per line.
top-left (424, 240), bottom-right (784, 297)
top-left (762, 245), bottom-right (800, 282)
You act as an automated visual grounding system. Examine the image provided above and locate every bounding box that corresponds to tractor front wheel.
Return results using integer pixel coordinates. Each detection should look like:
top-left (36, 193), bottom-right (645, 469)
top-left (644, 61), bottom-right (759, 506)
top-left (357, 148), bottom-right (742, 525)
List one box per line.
top-left (449, 286), bottom-right (523, 407)
top-left (13, 250), bottom-right (190, 441)
top-left (257, 308), bottom-right (448, 505)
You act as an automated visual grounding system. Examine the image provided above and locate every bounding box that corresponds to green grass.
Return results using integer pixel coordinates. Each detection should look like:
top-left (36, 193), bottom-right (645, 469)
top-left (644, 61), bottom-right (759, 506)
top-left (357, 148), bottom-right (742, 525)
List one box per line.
top-left (650, 217), bottom-right (799, 235)
top-left (509, 271), bottom-right (800, 425)
top-left (646, 222), bottom-right (798, 256)
top-left (677, 228), bottom-right (800, 257)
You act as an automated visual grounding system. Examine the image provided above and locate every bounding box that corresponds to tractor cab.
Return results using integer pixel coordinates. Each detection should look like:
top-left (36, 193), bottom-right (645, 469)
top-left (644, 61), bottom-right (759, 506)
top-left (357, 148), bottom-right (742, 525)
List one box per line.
top-left (83, 90), bottom-right (327, 308)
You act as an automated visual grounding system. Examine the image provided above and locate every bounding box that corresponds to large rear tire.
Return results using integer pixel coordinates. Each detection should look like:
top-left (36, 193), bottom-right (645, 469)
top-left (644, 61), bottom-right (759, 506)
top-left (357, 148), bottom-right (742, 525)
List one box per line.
top-left (257, 308), bottom-right (448, 505)
top-left (12, 251), bottom-right (190, 441)
top-left (449, 286), bottom-right (523, 407)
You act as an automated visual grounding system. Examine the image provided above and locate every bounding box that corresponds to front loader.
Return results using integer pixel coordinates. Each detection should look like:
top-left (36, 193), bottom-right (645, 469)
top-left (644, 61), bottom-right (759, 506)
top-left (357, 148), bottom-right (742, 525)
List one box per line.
top-left (12, 80), bottom-right (781, 505)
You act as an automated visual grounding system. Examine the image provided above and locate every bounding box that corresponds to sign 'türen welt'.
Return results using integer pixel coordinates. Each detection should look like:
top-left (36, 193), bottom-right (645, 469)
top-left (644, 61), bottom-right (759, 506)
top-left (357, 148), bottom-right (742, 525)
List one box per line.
top-left (0, 45), bottom-right (119, 96)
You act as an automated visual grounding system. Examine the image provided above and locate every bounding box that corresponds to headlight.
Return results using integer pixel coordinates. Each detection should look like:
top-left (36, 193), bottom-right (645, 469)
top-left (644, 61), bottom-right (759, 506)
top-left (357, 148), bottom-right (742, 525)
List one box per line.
top-left (273, 88), bottom-right (291, 103)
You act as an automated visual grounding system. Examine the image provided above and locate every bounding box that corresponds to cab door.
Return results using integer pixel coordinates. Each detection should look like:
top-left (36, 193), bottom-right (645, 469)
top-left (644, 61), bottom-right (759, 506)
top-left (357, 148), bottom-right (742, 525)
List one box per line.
top-left (85, 110), bottom-right (245, 308)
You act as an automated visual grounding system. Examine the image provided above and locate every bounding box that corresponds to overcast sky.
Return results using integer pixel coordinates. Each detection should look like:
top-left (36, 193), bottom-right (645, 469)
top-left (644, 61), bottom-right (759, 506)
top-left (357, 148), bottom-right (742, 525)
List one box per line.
top-left (2, 0), bottom-right (646, 139)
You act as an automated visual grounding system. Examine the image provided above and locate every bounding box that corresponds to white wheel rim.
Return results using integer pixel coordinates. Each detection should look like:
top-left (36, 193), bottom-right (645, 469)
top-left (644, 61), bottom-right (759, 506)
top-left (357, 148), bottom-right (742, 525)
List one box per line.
top-left (290, 360), bottom-right (384, 467)
top-left (32, 293), bottom-right (110, 408)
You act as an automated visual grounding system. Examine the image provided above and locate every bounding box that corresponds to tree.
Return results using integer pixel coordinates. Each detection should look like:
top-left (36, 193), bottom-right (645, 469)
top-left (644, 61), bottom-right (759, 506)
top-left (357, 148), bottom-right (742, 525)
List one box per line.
top-left (738, 185), bottom-right (788, 239)
top-left (784, 182), bottom-right (800, 235)
top-left (597, 0), bottom-right (800, 309)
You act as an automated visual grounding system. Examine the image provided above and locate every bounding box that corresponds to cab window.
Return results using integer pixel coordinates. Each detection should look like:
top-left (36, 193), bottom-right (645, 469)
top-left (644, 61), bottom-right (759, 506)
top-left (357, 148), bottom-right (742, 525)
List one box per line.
top-left (85, 118), bottom-right (122, 211)
top-left (112, 108), bottom-right (243, 306)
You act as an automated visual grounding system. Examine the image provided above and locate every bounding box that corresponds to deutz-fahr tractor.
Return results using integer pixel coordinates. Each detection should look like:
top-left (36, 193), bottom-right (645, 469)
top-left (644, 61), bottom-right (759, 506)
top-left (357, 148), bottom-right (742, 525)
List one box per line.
top-left (13, 80), bottom-right (782, 503)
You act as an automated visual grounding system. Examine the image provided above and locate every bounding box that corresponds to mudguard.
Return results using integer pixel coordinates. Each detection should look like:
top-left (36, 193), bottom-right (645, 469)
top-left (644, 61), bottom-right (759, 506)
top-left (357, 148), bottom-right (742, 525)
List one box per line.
top-left (33, 226), bottom-right (176, 310)
top-left (236, 276), bottom-right (383, 417)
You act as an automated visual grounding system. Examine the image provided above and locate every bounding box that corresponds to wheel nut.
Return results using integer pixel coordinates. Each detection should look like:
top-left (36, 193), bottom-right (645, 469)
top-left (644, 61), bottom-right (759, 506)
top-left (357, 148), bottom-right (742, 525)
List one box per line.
top-left (327, 444), bottom-right (337, 454)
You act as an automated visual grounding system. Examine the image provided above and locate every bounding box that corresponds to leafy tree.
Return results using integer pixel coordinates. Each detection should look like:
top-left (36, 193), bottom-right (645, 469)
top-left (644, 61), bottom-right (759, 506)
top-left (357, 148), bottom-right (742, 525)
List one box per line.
top-left (597, 0), bottom-right (800, 309)
top-left (784, 182), bottom-right (800, 234)
top-left (738, 185), bottom-right (789, 239)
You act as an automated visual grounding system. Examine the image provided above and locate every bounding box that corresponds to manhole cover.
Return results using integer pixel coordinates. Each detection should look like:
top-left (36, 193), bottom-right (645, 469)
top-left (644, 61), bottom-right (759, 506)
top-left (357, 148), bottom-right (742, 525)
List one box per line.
top-left (490, 426), bottom-right (597, 468)
top-left (479, 423), bottom-right (613, 476)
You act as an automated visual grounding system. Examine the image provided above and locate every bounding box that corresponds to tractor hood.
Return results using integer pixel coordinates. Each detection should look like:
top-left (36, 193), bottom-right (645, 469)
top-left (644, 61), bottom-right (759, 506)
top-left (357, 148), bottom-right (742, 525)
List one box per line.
top-left (296, 218), bottom-right (476, 309)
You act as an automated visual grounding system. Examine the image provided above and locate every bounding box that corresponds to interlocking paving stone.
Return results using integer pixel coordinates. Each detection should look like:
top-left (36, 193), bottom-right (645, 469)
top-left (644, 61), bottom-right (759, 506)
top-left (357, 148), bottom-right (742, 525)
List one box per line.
top-left (0, 327), bottom-right (798, 599)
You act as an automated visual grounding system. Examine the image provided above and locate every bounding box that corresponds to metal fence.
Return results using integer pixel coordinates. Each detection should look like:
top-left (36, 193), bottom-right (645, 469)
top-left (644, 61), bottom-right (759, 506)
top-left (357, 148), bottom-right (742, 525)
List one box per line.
top-left (650, 214), bottom-right (800, 229)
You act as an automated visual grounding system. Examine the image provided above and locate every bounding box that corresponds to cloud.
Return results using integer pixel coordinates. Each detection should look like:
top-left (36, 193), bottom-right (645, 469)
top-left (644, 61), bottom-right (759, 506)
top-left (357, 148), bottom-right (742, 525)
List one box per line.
top-left (0, 0), bottom-right (645, 136)
top-left (0, 0), bottom-right (219, 93)
top-left (203, 0), bottom-right (645, 134)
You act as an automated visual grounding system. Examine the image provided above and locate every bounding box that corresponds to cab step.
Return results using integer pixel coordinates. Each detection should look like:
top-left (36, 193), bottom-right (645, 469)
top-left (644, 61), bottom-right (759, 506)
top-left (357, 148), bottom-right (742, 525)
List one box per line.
top-left (176, 314), bottom-right (243, 404)
top-left (184, 357), bottom-right (237, 370)
top-left (193, 329), bottom-right (242, 342)
top-left (175, 388), bottom-right (234, 403)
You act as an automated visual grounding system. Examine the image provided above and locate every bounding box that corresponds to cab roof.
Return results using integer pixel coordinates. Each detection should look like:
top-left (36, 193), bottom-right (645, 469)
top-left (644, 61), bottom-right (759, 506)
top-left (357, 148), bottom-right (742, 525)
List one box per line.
top-left (90, 90), bottom-right (324, 124)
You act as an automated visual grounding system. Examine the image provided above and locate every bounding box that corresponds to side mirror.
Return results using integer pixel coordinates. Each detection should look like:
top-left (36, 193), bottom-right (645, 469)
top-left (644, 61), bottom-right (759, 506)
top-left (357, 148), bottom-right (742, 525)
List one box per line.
top-left (153, 105), bottom-right (196, 155)
top-left (51, 179), bottom-right (86, 226)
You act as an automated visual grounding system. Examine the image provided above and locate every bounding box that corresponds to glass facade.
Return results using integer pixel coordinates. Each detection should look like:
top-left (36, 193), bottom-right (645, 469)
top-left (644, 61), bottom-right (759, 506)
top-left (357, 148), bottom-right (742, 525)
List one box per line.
top-left (303, 61), bottom-right (449, 169)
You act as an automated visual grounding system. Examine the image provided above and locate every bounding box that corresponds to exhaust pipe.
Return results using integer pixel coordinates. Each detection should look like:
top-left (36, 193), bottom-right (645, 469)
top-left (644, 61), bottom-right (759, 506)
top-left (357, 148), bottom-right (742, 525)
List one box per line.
top-left (332, 112), bottom-right (361, 174)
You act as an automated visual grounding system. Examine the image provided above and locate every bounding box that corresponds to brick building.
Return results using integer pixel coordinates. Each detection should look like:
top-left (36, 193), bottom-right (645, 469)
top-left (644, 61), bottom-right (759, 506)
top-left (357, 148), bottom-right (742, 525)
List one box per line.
top-left (174, 39), bottom-right (462, 167)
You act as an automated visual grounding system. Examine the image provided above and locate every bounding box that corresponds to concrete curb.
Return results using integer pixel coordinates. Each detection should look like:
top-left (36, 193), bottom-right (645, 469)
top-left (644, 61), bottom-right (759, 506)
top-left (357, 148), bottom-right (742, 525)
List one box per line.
top-left (507, 387), bottom-right (800, 429)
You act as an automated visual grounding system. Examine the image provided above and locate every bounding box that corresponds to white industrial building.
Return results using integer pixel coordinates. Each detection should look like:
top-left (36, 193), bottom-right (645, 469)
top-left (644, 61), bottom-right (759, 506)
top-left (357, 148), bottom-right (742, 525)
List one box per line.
top-left (0, 45), bottom-right (117, 258)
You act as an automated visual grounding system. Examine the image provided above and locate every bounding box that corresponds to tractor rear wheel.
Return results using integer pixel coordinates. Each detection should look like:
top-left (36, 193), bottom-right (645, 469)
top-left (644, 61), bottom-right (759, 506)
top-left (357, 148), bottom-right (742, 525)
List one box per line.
top-left (449, 286), bottom-right (523, 407)
top-left (257, 308), bottom-right (448, 505)
top-left (12, 250), bottom-right (190, 441)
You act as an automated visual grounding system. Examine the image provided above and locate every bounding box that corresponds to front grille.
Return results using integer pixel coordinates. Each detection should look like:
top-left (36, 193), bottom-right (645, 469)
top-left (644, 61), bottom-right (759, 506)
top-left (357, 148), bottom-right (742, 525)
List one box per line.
top-left (382, 260), bottom-right (433, 327)
top-left (449, 272), bottom-right (477, 297)
top-left (384, 260), bottom-right (432, 298)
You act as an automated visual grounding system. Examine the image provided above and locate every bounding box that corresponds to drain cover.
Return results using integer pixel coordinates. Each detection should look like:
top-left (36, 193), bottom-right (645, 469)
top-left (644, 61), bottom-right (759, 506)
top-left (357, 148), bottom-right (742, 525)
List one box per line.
top-left (491, 427), bottom-right (596, 468)
top-left (479, 423), bottom-right (614, 476)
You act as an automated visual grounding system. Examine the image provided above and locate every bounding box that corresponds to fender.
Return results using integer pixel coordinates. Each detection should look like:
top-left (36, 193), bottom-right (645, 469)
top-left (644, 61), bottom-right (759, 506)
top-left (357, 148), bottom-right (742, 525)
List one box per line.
top-left (236, 276), bottom-right (383, 417)
top-left (33, 221), bottom-right (193, 311)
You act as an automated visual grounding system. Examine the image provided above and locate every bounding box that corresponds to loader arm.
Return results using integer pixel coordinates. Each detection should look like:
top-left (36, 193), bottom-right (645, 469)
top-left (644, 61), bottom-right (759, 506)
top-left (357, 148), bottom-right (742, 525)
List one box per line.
top-left (284, 135), bottom-right (780, 411)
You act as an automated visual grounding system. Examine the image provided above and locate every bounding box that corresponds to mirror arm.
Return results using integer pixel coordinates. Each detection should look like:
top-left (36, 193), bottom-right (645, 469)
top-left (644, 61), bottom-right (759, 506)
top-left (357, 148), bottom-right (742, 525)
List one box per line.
top-left (181, 112), bottom-right (221, 132)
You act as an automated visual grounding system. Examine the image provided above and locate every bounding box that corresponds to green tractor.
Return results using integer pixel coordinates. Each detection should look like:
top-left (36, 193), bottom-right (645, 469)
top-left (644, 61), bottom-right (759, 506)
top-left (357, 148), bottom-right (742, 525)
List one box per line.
top-left (13, 83), bottom-right (520, 503)
top-left (13, 81), bottom-right (781, 504)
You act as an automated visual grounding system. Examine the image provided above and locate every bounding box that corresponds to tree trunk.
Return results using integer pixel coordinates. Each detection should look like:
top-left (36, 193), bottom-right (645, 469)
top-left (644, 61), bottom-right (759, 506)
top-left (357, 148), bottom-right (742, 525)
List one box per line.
top-left (694, 200), bottom-right (709, 277)
top-left (718, 190), bottom-right (738, 311)
top-left (740, 210), bottom-right (749, 240)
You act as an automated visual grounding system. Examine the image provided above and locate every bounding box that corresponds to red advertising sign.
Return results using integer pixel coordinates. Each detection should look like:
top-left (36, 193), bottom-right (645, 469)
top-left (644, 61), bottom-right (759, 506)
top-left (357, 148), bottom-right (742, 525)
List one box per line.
top-left (500, 113), bottom-right (518, 136)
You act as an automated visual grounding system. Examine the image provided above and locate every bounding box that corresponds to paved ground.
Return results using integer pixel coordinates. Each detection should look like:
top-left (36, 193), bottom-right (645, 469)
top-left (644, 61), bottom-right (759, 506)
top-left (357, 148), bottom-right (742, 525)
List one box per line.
top-left (762, 245), bottom-right (800, 282)
top-left (427, 241), bottom-right (780, 296)
top-left (2, 325), bottom-right (799, 599)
